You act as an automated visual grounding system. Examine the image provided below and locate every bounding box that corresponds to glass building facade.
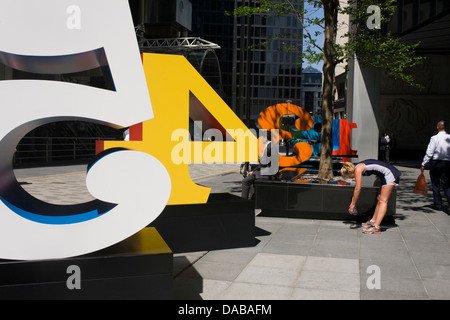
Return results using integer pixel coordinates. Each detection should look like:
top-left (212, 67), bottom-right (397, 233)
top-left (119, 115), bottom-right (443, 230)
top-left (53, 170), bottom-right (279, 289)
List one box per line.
top-left (1, 0), bottom-right (306, 165)
top-left (190, 0), bottom-right (303, 127)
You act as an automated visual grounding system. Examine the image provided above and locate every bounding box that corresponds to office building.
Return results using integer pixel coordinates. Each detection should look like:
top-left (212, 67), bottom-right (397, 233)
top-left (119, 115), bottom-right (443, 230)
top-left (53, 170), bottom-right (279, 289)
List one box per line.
top-left (339, 0), bottom-right (450, 160)
top-left (1, 0), bottom-right (306, 164)
top-left (301, 66), bottom-right (322, 116)
top-left (190, 0), bottom-right (304, 126)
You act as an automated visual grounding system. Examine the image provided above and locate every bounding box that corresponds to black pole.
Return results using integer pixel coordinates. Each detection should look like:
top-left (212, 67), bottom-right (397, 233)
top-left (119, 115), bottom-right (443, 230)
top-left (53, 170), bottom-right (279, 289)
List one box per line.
top-left (245, 0), bottom-right (253, 127)
top-left (231, 0), bottom-right (238, 113)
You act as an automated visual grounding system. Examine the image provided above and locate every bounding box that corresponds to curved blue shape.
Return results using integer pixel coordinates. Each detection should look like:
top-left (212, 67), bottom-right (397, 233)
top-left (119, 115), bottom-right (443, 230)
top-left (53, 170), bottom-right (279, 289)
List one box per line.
top-left (0, 147), bottom-right (121, 226)
top-left (295, 117), bottom-right (344, 155)
top-left (0, 197), bottom-right (108, 225)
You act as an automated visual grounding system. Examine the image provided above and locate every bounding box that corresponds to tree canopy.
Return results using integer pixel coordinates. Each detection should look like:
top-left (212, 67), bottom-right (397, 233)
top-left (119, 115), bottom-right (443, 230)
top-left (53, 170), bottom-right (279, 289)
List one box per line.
top-left (230, 0), bottom-right (424, 179)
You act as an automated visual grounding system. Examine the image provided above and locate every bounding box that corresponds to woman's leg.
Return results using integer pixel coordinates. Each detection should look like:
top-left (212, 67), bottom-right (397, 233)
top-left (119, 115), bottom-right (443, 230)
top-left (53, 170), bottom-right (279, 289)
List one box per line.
top-left (368, 188), bottom-right (382, 224)
top-left (372, 184), bottom-right (395, 227)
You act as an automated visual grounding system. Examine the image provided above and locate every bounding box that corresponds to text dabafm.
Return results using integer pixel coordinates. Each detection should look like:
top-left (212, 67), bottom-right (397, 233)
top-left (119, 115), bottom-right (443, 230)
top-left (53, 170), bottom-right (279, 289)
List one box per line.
top-left (178, 304), bottom-right (271, 317)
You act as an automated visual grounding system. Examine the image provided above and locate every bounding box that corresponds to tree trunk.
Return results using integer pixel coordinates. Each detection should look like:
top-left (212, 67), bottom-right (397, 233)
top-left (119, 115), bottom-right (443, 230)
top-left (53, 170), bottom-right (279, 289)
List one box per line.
top-left (318, 0), bottom-right (338, 180)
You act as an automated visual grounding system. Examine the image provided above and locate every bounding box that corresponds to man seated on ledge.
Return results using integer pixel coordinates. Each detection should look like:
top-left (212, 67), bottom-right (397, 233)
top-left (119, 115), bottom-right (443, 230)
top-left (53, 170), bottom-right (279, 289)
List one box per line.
top-left (241, 132), bottom-right (277, 200)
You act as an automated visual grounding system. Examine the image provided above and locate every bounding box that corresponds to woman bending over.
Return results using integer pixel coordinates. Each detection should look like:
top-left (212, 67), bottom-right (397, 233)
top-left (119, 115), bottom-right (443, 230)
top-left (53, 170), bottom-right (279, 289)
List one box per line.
top-left (341, 159), bottom-right (401, 234)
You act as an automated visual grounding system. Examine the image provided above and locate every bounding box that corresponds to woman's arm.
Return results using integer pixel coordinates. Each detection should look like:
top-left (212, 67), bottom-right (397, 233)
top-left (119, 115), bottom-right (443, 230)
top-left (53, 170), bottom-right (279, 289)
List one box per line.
top-left (348, 165), bottom-right (364, 213)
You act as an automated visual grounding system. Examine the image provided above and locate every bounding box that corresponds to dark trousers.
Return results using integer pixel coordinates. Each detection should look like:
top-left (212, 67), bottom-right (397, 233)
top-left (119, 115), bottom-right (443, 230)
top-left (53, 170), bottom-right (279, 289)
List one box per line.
top-left (430, 160), bottom-right (450, 207)
top-left (241, 170), bottom-right (261, 200)
top-left (380, 148), bottom-right (390, 163)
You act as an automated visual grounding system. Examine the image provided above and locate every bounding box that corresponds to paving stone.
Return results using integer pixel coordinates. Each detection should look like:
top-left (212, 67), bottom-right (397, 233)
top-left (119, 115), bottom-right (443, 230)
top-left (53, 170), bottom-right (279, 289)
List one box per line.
top-left (423, 279), bottom-right (450, 299)
top-left (296, 270), bottom-right (360, 292)
top-left (303, 256), bottom-right (359, 274)
top-left (290, 287), bottom-right (359, 300)
top-left (220, 282), bottom-right (294, 300)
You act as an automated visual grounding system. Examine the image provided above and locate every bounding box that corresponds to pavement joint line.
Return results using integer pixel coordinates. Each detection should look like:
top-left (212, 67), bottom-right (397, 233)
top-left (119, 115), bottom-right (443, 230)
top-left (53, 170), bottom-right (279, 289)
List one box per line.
top-left (191, 169), bottom-right (240, 181)
top-left (16, 171), bottom-right (86, 182)
top-left (291, 220), bottom-right (321, 288)
top-left (16, 168), bottom-right (240, 183)
top-left (357, 220), bottom-right (362, 291)
top-left (397, 220), bottom-right (430, 298)
top-left (174, 252), bottom-right (209, 278)
top-left (421, 209), bottom-right (450, 244)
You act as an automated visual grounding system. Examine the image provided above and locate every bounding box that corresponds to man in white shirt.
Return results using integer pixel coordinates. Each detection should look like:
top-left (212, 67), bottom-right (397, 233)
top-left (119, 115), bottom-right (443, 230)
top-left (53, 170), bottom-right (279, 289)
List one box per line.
top-left (421, 120), bottom-right (450, 210)
top-left (380, 132), bottom-right (391, 162)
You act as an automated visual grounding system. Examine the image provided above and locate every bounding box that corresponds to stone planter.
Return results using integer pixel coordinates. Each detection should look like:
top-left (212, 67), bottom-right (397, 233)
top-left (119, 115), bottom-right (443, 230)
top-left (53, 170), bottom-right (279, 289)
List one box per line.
top-left (255, 180), bottom-right (396, 220)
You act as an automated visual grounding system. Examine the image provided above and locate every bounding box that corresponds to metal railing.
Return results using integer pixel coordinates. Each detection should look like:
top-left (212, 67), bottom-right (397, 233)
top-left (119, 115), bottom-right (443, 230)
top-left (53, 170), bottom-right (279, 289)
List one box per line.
top-left (14, 136), bottom-right (117, 166)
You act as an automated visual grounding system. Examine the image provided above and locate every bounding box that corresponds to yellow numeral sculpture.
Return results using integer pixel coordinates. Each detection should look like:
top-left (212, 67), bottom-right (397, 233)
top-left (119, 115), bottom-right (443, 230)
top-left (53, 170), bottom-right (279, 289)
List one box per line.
top-left (99, 53), bottom-right (258, 205)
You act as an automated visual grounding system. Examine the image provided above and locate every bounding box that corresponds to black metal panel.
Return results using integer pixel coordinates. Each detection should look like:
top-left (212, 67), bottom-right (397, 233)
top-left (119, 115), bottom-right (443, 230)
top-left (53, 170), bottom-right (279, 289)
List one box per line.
top-left (256, 181), bottom-right (397, 219)
top-left (287, 183), bottom-right (323, 212)
top-left (142, 0), bottom-right (192, 30)
top-left (0, 274), bottom-right (172, 300)
top-left (256, 181), bottom-right (289, 210)
top-left (0, 228), bottom-right (173, 300)
top-left (150, 193), bottom-right (256, 253)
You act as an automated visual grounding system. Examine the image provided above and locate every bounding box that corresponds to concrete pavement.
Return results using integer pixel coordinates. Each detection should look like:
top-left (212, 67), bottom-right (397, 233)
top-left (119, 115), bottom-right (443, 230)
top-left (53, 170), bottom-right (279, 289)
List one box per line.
top-left (13, 160), bottom-right (450, 300)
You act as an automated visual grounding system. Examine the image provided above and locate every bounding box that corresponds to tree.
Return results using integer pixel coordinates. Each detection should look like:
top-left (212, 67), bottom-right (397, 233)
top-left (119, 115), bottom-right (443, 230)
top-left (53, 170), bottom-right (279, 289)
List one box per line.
top-left (231, 0), bottom-right (424, 180)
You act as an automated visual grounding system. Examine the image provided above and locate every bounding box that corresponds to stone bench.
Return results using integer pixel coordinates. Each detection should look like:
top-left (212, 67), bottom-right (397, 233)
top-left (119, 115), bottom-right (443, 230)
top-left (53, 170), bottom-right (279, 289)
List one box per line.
top-left (255, 180), bottom-right (396, 220)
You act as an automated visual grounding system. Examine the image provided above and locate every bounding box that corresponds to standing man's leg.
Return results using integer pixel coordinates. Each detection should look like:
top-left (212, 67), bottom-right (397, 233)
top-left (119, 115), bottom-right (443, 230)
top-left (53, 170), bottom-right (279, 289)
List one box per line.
top-left (241, 173), bottom-right (256, 199)
top-left (430, 160), bottom-right (444, 208)
top-left (380, 149), bottom-right (386, 162)
top-left (443, 161), bottom-right (450, 205)
top-left (248, 170), bottom-right (261, 199)
top-left (241, 170), bottom-right (260, 199)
